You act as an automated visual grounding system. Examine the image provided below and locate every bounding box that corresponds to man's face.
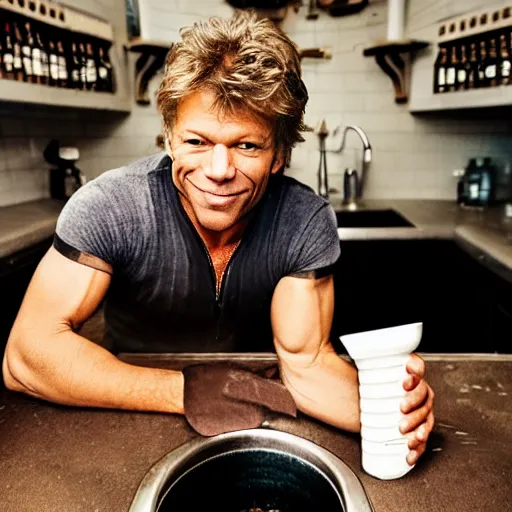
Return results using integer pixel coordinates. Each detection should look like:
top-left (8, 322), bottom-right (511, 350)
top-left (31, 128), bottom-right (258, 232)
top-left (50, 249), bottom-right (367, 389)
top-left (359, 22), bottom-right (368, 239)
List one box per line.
top-left (169, 89), bottom-right (283, 233)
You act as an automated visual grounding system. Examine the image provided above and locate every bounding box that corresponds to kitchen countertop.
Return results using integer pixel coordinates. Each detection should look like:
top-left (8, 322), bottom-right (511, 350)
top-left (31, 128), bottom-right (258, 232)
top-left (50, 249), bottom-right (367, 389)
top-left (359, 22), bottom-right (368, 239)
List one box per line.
top-left (1, 197), bottom-right (511, 280)
top-left (0, 354), bottom-right (510, 512)
top-left (0, 199), bottom-right (65, 259)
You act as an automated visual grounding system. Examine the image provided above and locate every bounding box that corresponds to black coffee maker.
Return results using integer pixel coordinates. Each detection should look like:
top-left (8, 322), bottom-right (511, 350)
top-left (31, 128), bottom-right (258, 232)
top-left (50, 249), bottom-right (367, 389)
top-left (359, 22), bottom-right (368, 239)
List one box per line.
top-left (44, 139), bottom-right (86, 200)
top-left (457, 157), bottom-right (496, 207)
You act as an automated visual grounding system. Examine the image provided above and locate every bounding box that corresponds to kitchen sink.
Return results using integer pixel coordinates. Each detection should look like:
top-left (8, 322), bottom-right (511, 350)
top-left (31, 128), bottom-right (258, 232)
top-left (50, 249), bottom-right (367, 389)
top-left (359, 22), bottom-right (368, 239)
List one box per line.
top-left (129, 428), bottom-right (373, 512)
top-left (335, 209), bottom-right (415, 228)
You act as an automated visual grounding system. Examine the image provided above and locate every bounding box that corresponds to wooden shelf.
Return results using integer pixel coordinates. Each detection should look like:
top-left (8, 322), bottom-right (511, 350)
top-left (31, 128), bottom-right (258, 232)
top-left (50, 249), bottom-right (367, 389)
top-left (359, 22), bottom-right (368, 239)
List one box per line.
top-left (409, 83), bottom-right (512, 113)
top-left (0, 79), bottom-right (131, 112)
top-left (363, 39), bottom-right (430, 104)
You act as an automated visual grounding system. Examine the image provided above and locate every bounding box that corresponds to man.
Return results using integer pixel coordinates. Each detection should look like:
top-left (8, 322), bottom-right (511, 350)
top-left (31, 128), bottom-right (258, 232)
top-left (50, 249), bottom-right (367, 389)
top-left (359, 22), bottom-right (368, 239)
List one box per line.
top-left (3, 11), bottom-right (433, 465)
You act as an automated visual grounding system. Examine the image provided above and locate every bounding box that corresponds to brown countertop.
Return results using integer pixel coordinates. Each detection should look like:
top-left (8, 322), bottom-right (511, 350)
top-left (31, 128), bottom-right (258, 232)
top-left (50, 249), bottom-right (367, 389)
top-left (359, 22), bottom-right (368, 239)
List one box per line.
top-left (0, 199), bottom-right (65, 259)
top-left (0, 354), bottom-right (511, 512)
top-left (1, 197), bottom-right (511, 280)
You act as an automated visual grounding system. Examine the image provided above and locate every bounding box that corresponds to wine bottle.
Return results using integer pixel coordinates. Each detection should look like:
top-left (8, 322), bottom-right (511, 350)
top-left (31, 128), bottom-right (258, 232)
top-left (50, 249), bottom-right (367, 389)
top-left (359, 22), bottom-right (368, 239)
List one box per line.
top-left (56, 40), bottom-right (68, 88)
top-left (2, 22), bottom-right (15, 80)
top-left (500, 32), bottom-right (511, 85)
top-left (98, 44), bottom-right (114, 93)
top-left (78, 42), bottom-right (87, 89)
top-left (70, 41), bottom-right (82, 89)
top-left (35, 27), bottom-right (49, 86)
top-left (48, 40), bottom-right (59, 86)
top-left (485, 36), bottom-right (499, 87)
top-left (23, 21), bottom-right (36, 83)
top-left (468, 41), bottom-right (479, 89)
top-left (446, 45), bottom-right (457, 92)
top-left (13, 22), bottom-right (26, 82)
top-left (478, 39), bottom-right (488, 87)
top-left (457, 43), bottom-right (468, 90)
top-left (85, 42), bottom-right (97, 90)
top-left (434, 46), bottom-right (448, 93)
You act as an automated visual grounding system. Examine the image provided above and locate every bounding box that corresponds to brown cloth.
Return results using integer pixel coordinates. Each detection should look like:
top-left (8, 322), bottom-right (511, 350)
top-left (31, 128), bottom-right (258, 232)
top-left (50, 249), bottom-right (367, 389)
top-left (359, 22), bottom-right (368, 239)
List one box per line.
top-left (182, 363), bottom-right (297, 437)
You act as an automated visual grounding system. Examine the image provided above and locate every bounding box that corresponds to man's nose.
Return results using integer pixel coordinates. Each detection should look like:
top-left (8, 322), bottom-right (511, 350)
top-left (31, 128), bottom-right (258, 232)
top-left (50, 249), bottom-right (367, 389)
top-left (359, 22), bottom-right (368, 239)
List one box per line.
top-left (204, 144), bottom-right (236, 182)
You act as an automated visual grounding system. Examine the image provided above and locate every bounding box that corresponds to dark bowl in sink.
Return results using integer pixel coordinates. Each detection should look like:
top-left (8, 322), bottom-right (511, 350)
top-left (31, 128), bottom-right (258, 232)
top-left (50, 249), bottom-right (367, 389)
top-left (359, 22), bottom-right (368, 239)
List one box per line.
top-left (335, 209), bottom-right (415, 228)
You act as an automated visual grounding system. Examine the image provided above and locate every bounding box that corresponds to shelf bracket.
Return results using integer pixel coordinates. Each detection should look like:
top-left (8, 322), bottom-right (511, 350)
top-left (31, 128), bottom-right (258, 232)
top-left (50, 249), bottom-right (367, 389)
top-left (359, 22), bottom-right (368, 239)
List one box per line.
top-left (363, 40), bottom-right (429, 104)
top-left (125, 39), bottom-right (171, 106)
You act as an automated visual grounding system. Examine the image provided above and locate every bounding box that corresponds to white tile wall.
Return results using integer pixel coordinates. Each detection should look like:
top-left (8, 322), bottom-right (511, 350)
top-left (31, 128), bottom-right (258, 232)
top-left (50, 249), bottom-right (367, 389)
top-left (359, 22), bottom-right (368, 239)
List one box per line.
top-left (0, 0), bottom-right (511, 207)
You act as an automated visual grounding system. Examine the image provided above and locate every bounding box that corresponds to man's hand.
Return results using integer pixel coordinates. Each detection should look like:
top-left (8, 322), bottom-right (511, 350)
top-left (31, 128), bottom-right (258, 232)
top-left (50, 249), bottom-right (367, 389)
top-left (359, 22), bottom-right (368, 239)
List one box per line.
top-left (399, 353), bottom-right (435, 466)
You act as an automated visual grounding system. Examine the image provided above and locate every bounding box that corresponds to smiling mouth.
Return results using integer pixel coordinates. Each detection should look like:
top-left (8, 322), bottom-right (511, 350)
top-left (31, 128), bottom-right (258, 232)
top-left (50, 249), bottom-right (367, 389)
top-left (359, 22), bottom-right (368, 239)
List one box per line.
top-left (188, 180), bottom-right (245, 197)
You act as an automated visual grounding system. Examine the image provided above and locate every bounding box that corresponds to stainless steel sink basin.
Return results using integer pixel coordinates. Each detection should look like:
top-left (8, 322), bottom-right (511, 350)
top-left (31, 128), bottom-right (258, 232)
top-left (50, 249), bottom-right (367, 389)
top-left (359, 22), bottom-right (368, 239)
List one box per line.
top-left (335, 209), bottom-right (415, 228)
top-left (129, 428), bottom-right (374, 512)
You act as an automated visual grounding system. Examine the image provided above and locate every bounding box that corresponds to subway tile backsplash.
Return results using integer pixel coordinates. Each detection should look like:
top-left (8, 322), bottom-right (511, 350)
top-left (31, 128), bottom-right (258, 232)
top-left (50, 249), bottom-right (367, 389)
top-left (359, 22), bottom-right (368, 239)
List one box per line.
top-left (0, 0), bottom-right (511, 207)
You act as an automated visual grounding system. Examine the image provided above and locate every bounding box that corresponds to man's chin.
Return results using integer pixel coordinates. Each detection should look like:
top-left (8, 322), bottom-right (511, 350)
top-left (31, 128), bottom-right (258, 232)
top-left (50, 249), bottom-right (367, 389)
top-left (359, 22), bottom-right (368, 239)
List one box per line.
top-left (195, 210), bottom-right (239, 232)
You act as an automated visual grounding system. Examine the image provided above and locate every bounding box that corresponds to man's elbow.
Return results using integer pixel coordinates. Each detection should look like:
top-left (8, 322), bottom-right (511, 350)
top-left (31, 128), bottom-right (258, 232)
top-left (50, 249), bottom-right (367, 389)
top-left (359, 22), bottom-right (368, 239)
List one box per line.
top-left (2, 344), bottom-right (25, 392)
top-left (2, 332), bottom-right (36, 394)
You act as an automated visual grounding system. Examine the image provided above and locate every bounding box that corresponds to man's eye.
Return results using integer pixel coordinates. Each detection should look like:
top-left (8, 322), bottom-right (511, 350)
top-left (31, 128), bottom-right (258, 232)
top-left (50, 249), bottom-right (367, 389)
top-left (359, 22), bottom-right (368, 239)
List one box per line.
top-left (238, 142), bottom-right (259, 151)
top-left (185, 139), bottom-right (204, 146)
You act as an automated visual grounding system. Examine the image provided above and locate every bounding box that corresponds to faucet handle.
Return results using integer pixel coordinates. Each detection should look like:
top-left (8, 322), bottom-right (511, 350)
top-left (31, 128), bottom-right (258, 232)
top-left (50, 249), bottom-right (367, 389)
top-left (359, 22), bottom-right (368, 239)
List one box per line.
top-left (343, 168), bottom-right (359, 205)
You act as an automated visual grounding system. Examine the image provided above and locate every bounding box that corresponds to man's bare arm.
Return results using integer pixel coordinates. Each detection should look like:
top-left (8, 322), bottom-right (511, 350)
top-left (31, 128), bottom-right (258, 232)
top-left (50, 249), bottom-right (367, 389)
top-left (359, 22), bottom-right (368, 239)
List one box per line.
top-left (271, 274), bottom-right (361, 432)
top-left (2, 247), bottom-right (184, 414)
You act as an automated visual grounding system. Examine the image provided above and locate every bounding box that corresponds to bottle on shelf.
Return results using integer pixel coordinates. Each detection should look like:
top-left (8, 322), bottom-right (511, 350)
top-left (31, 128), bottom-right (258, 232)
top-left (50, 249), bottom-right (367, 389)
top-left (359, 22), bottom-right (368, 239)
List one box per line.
top-left (70, 41), bottom-right (82, 89)
top-left (14, 22), bottom-right (33, 82)
top-left (2, 22), bottom-right (15, 80)
top-left (434, 46), bottom-right (448, 94)
top-left (485, 36), bottom-right (499, 87)
top-left (56, 40), bottom-right (68, 88)
top-left (78, 42), bottom-right (87, 89)
top-left (457, 43), bottom-right (469, 90)
top-left (22, 21), bottom-right (36, 84)
top-left (35, 26), bottom-right (49, 86)
top-left (85, 42), bottom-right (97, 91)
top-left (503, 32), bottom-right (512, 86)
top-left (478, 39), bottom-right (488, 87)
top-left (48, 39), bottom-right (59, 87)
top-left (468, 41), bottom-right (479, 89)
top-left (0, 40), bottom-right (4, 80)
top-left (446, 45), bottom-right (457, 92)
top-left (97, 44), bottom-right (114, 93)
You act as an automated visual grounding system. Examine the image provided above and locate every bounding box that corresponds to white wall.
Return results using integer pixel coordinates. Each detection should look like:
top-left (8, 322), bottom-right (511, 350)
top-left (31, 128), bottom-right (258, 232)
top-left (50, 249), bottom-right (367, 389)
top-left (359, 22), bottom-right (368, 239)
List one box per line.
top-left (0, 0), bottom-right (510, 207)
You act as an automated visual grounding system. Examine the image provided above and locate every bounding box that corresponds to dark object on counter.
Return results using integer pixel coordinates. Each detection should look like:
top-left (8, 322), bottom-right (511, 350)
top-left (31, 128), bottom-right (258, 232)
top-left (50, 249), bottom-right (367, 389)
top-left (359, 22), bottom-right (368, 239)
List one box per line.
top-left (183, 362), bottom-right (296, 437)
top-left (44, 139), bottom-right (86, 200)
top-left (457, 157), bottom-right (496, 207)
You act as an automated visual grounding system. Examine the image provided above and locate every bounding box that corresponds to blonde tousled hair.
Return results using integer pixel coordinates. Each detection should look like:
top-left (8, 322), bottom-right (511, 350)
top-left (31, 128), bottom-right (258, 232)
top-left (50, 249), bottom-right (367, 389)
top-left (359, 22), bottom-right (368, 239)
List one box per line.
top-left (156, 10), bottom-right (308, 154)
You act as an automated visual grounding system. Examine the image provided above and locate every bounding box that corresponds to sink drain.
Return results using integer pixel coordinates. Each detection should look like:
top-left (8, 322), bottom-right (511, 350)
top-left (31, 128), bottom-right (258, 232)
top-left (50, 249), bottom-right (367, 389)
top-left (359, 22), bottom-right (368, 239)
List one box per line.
top-left (129, 429), bottom-right (373, 512)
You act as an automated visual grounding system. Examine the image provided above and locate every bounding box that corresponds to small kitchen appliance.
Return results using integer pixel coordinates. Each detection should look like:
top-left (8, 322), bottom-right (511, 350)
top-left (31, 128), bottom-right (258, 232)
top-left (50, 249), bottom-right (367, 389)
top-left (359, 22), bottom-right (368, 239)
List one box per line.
top-left (44, 139), bottom-right (86, 200)
top-left (457, 157), bottom-right (496, 207)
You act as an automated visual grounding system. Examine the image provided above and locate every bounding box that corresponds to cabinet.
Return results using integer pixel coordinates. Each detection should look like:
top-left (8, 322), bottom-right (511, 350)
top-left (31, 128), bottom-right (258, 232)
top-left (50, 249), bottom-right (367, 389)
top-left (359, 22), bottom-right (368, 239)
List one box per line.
top-left (0, 0), bottom-right (131, 112)
top-left (409, 3), bottom-right (512, 113)
top-left (330, 239), bottom-right (509, 354)
top-left (0, 237), bottom-right (52, 356)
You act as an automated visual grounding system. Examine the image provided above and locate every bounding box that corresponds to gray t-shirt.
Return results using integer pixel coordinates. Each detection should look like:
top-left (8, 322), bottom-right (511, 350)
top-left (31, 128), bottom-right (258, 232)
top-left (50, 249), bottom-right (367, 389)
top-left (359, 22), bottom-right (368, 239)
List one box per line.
top-left (55, 152), bottom-right (340, 353)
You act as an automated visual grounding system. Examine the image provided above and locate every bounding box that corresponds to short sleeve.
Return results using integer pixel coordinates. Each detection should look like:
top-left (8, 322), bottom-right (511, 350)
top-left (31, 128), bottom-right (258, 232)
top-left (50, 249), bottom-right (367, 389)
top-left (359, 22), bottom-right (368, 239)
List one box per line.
top-left (54, 181), bottom-right (120, 268)
top-left (287, 204), bottom-right (340, 277)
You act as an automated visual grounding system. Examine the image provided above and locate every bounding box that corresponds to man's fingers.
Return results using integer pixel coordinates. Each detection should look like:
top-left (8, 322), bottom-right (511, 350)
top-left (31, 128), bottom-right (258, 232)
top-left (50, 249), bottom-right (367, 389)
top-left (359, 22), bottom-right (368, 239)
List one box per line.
top-left (400, 385), bottom-right (435, 434)
top-left (403, 354), bottom-right (426, 391)
top-left (401, 380), bottom-right (429, 413)
top-left (407, 410), bottom-right (435, 449)
top-left (407, 442), bottom-right (427, 466)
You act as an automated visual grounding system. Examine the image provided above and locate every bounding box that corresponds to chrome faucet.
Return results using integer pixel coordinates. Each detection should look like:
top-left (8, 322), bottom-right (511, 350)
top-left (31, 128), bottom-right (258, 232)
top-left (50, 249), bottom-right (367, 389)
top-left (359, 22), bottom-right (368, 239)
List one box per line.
top-left (333, 125), bottom-right (372, 204)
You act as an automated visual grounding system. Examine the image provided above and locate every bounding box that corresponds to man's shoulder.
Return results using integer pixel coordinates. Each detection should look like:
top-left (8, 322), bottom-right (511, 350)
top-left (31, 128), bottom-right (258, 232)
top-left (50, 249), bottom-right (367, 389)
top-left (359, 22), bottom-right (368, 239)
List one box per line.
top-left (275, 174), bottom-right (331, 215)
top-left (91, 151), bottom-right (169, 191)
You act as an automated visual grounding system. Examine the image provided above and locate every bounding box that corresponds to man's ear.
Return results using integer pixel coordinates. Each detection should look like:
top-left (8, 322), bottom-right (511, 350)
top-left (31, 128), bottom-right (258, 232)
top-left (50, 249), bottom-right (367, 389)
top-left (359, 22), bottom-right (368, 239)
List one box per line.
top-left (270, 149), bottom-right (285, 175)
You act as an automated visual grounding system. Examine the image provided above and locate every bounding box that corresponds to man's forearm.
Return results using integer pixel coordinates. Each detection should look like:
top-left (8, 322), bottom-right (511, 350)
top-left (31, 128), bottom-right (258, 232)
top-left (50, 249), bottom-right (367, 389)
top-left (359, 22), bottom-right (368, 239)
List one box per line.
top-left (279, 344), bottom-right (361, 433)
top-left (3, 329), bottom-right (184, 414)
